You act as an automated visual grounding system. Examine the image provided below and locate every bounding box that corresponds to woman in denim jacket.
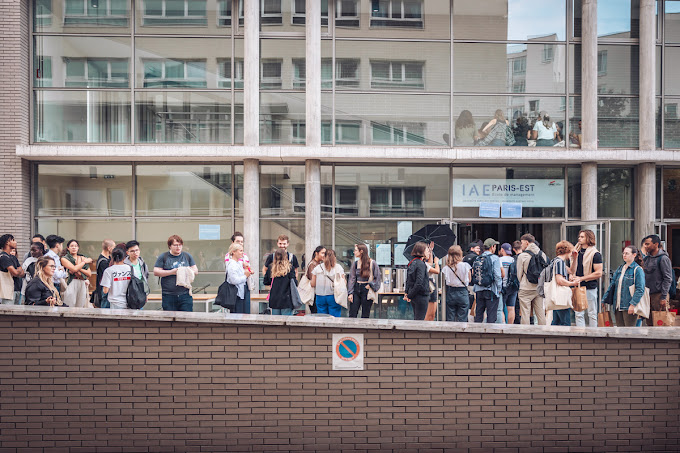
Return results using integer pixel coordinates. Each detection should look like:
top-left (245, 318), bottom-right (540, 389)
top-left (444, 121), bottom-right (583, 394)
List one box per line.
top-left (601, 246), bottom-right (646, 327)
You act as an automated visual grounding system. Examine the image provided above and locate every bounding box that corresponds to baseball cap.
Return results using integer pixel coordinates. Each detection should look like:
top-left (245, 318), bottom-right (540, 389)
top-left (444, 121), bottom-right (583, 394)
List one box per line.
top-left (500, 242), bottom-right (512, 254)
top-left (483, 238), bottom-right (500, 248)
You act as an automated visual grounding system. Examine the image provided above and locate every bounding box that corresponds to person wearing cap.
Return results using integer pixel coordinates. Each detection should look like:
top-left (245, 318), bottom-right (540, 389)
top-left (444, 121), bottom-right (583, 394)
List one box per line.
top-left (472, 238), bottom-right (503, 323)
top-left (499, 242), bottom-right (515, 324)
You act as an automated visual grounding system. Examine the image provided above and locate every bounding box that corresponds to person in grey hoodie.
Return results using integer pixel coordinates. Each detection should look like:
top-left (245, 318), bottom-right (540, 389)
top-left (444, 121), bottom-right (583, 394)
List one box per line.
top-left (642, 235), bottom-right (673, 326)
top-left (516, 234), bottom-right (548, 325)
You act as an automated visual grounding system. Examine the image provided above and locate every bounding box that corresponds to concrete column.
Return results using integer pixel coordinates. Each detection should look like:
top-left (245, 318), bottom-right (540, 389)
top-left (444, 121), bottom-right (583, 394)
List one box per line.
top-left (305, 159), bottom-right (321, 268)
top-left (243, 0), bottom-right (259, 146)
top-left (581, 0), bottom-right (598, 150)
top-left (243, 159), bottom-right (260, 300)
top-left (305, 0), bottom-right (321, 147)
top-left (634, 163), bottom-right (656, 244)
top-left (639, 0), bottom-right (656, 151)
top-left (581, 162), bottom-right (598, 221)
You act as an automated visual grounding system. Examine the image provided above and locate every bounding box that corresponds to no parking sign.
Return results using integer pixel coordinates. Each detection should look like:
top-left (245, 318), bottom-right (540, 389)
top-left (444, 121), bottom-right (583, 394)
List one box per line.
top-left (332, 334), bottom-right (364, 371)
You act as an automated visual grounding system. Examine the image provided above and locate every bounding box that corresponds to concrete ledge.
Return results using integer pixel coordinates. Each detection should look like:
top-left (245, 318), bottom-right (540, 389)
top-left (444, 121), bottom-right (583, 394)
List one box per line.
top-left (2, 305), bottom-right (678, 341)
top-left (16, 144), bottom-right (680, 164)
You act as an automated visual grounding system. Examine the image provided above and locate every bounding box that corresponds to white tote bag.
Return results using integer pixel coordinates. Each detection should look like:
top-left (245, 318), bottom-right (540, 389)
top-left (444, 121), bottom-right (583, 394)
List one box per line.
top-left (629, 266), bottom-right (651, 319)
top-left (544, 263), bottom-right (573, 311)
top-left (297, 275), bottom-right (316, 305)
top-left (333, 271), bottom-right (348, 309)
top-left (0, 269), bottom-right (14, 300)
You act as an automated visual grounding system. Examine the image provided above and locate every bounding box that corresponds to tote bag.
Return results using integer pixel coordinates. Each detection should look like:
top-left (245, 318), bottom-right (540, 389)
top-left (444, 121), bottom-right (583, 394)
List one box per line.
top-left (0, 270), bottom-right (14, 301)
top-left (629, 267), bottom-right (651, 319)
top-left (544, 263), bottom-right (573, 311)
top-left (297, 275), bottom-right (316, 305)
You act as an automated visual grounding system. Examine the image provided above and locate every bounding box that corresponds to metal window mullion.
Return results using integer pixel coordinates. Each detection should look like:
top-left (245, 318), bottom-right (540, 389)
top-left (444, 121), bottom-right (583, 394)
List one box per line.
top-left (332, 164), bottom-right (336, 250)
top-left (132, 162), bottom-right (137, 239)
top-left (131, 0), bottom-right (136, 145)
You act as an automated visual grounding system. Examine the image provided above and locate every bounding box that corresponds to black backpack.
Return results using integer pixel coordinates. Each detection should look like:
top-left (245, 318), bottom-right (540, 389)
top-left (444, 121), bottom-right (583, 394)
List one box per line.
top-left (472, 254), bottom-right (494, 287)
top-left (524, 250), bottom-right (548, 285)
top-left (503, 257), bottom-right (520, 293)
top-left (126, 265), bottom-right (148, 310)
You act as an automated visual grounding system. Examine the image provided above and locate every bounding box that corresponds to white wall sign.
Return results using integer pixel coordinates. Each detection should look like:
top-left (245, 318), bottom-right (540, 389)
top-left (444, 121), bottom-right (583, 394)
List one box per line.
top-left (332, 334), bottom-right (364, 371)
top-left (452, 179), bottom-right (565, 208)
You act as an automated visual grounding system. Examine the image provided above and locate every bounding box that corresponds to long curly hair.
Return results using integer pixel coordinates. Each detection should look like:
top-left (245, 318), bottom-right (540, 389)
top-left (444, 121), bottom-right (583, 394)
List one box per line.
top-left (271, 248), bottom-right (292, 278)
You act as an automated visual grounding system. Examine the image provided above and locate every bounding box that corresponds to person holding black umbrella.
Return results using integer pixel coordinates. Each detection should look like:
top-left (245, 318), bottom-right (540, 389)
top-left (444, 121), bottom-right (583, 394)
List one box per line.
top-left (405, 242), bottom-right (431, 321)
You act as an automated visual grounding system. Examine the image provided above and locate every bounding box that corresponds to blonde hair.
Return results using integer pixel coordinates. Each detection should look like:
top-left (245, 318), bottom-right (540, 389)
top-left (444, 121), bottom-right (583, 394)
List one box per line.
top-left (271, 248), bottom-right (292, 278)
top-left (446, 245), bottom-right (463, 267)
top-left (228, 243), bottom-right (243, 256)
top-left (36, 257), bottom-right (62, 305)
top-left (324, 249), bottom-right (337, 271)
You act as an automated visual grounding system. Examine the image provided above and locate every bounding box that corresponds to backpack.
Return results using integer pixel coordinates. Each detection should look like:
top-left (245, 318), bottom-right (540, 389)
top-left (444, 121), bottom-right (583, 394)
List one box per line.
top-left (126, 265), bottom-right (148, 310)
top-left (524, 250), bottom-right (548, 285)
top-left (503, 257), bottom-right (520, 294)
top-left (536, 261), bottom-right (554, 299)
top-left (472, 254), bottom-right (494, 287)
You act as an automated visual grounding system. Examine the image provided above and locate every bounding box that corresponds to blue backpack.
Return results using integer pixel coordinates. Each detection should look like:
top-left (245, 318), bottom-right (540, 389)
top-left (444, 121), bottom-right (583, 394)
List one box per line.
top-left (472, 254), bottom-right (494, 287)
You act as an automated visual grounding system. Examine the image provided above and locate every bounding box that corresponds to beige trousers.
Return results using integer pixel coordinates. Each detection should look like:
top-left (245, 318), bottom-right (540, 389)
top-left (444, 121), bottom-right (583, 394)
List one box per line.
top-left (518, 288), bottom-right (546, 325)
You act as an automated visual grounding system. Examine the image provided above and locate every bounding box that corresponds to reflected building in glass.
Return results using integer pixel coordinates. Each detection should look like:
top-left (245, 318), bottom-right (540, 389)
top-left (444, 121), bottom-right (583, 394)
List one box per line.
top-left (3, 0), bottom-right (680, 301)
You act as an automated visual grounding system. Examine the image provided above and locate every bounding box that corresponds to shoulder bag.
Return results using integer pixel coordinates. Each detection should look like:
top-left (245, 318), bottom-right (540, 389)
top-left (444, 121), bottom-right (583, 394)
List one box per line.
top-left (326, 266), bottom-right (349, 309)
top-left (297, 274), bottom-right (315, 305)
top-left (544, 261), bottom-right (573, 311)
top-left (366, 260), bottom-right (384, 302)
top-left (448, 264), bottom-right (475, 307)
top-left (214, 268), bottom-right (237, 311)
top-left (630, 266), bottom-right (651, 319)
top-left (0, 252), bottom-right (15, 301)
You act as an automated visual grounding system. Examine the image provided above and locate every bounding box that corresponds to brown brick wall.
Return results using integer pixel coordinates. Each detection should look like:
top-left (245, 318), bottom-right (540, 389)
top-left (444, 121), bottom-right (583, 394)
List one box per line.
top-left (0, 315), bottom-right (679, 452)
top-left (0, 0), bottom-right (31, 247)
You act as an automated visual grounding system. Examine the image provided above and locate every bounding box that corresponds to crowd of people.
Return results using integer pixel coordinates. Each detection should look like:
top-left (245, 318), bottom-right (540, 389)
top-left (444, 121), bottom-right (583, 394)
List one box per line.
top-left (1, 228), bottom-right (675, 328)
top-left (453, 110), bottom-right (581, 148)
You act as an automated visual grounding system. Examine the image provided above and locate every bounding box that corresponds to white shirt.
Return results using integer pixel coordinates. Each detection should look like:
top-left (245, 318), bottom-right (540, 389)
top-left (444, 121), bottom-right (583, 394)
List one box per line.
top-left (226, 258), bottom-right (247, 299)
top-left (443, 262), bottom-right (471, 287)
top-left (45, 249), bottom-right (68, 286)
top-left (313, 263), bottom-right (343, 296)
top-left (533, 121), bottom-right (557, 140)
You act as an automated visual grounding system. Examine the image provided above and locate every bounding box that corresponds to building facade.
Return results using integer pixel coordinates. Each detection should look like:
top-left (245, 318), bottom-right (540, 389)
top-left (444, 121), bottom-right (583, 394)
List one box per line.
top-left (4, 0), bottom-right (680, 294)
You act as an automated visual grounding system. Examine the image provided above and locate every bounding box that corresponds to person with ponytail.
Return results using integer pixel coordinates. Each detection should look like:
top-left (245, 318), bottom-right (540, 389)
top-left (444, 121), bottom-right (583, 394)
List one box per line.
top-left (601, 246), bottom-right (646, 327)
top-left (347, 243), bottom-right (381, 318)
top-left (532, 111), bottom-right (558, 146)
top-left (24, 257), bottom-right (64, 306)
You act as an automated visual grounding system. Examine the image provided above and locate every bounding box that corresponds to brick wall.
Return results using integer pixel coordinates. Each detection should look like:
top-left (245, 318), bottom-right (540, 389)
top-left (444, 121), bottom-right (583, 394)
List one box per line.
top-left (0, 314), bottom-right (679, 452)
top-left (0, 0), bottom-right (31, 247)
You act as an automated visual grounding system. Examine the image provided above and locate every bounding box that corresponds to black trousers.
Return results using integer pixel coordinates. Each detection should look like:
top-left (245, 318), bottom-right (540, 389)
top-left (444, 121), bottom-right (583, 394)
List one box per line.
top-left (350, 282), bottom-right (373, 318)
top-left (411, 295), bottom-right (429, 320)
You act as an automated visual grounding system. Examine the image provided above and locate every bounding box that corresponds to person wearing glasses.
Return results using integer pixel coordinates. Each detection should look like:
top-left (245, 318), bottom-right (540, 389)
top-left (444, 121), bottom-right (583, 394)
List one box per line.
top-left (153, 235), bottom-right (199, 312)
top-left (24, 256), bottom-right (64, 306)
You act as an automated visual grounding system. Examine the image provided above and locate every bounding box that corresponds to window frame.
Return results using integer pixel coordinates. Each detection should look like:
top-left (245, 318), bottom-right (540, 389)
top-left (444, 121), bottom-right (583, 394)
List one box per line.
top-left (141, 0), bottom-right (207, 25)
top-left (369, 60), bottom-right (424, 89)
top-left (142, 58), bottom-right (208, 88)
top-left (64, 57), bottom-right (130, 88)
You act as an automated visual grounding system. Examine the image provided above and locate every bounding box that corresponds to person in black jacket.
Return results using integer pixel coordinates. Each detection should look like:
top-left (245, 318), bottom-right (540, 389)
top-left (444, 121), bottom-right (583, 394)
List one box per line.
top-left (24, 256), bottom-right (64, 306)
top-left (268, 248), bottom-right (296, 315)
top-left (405, 242), bottom-right (430, 321)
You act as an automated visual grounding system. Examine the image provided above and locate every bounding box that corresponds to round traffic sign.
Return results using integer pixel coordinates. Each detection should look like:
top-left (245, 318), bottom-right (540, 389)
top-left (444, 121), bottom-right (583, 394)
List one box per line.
top-left (335, 337), bottom-right (361, 361)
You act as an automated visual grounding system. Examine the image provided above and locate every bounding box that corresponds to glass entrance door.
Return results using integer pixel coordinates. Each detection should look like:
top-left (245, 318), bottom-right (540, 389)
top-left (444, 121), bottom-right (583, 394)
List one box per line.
top-left (561, 221), bottom-right (611, 290)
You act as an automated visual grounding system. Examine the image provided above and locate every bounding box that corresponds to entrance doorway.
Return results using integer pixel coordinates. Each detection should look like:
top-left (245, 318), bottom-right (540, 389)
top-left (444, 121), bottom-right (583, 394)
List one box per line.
top-left (457, 223), bottom-right (562, 254)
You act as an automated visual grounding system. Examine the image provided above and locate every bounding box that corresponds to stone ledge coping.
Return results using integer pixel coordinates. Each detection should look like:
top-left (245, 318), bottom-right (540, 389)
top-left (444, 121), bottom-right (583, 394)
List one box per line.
top-left (1, 305), bottom-right (679, 341)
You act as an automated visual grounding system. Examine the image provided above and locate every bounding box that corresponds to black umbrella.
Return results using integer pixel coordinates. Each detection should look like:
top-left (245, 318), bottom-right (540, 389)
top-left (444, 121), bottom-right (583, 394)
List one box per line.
top-left (402, 224), bottom-right (456, 261)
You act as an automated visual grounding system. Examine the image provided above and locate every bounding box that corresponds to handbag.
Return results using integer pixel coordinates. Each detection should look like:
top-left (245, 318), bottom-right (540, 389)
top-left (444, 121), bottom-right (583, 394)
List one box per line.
top-left (366, 260), bottom-right (384, 302)
top-left (214, 269), bottom-right (237, 311)
top-left (290, 277), bottom-right (304, 310)
top-left (332, 271), bottom-right (348, 309)
top-left (247, 275), bottom-right (256, 291)
top-left (598, 304), bottom-right (614, 327)
top-left (544, 263), bottom-right (572, 311)
top-left (629, 266), bottom-right (651, 319)
top-left (297, 275), bottom-right (315, 305)
top-left (652, 305), bottom-right (676, 326)
top-left (572, 286), bottom-right (588, 312)
top-left (0, 268), bottom-right (14, 301)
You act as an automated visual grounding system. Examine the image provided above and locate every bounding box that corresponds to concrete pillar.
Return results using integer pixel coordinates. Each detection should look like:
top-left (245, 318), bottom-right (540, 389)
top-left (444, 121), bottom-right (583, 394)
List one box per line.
top-left (305, 159), bottom-right (321, 268)
top-left (634, 163), bottom-right (656, 244)
top-left (581, 0), bottom-right (598, 150)
top-left (243, 159), bottom-right (260, 300)
top-left (581, 162), bottom-right (598, 221)
top-left (243, 0), bottom-right (259, 146)
top-left (305, 0), bottom-right (321, 147)
top-left (639, 0), bottom-right (656, 151)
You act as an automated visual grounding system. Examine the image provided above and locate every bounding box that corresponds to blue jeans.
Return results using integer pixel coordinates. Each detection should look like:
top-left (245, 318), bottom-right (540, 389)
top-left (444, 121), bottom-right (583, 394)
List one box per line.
top-left (316, 294), bottom-right (342, 317)
top-left (552, 309), bottom-right (572, 326)
top-left (474, 290), bottom-right (499, 323)
top-left (446, 286), bottom-right (469, 322)
top-left (271, 308), bottom-right (293, 316)
top-left (161, 293), bottom-right (193, 312)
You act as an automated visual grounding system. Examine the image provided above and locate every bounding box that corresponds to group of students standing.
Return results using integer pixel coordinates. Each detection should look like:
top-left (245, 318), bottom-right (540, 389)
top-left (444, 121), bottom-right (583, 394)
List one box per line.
top-left (441, 230), bottom-right (674, 327)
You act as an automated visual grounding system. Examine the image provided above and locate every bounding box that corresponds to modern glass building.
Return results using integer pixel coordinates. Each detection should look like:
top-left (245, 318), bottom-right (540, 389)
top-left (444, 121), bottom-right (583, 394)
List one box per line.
top-left (3, 0), bottom-right (680, 295)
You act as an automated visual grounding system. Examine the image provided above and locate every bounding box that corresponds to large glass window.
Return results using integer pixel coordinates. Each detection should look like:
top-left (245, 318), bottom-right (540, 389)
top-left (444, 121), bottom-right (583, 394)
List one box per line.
top-left (33, 0), bottom-right (131, 33)
top-left (136, 91), bottom-right (234, 144)
top-left (597, 167), bottom-right (633, 218)
top-left (574, 0), bottom-right (640, 39)
top-left (34, 91), bottom-right (130, 143)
